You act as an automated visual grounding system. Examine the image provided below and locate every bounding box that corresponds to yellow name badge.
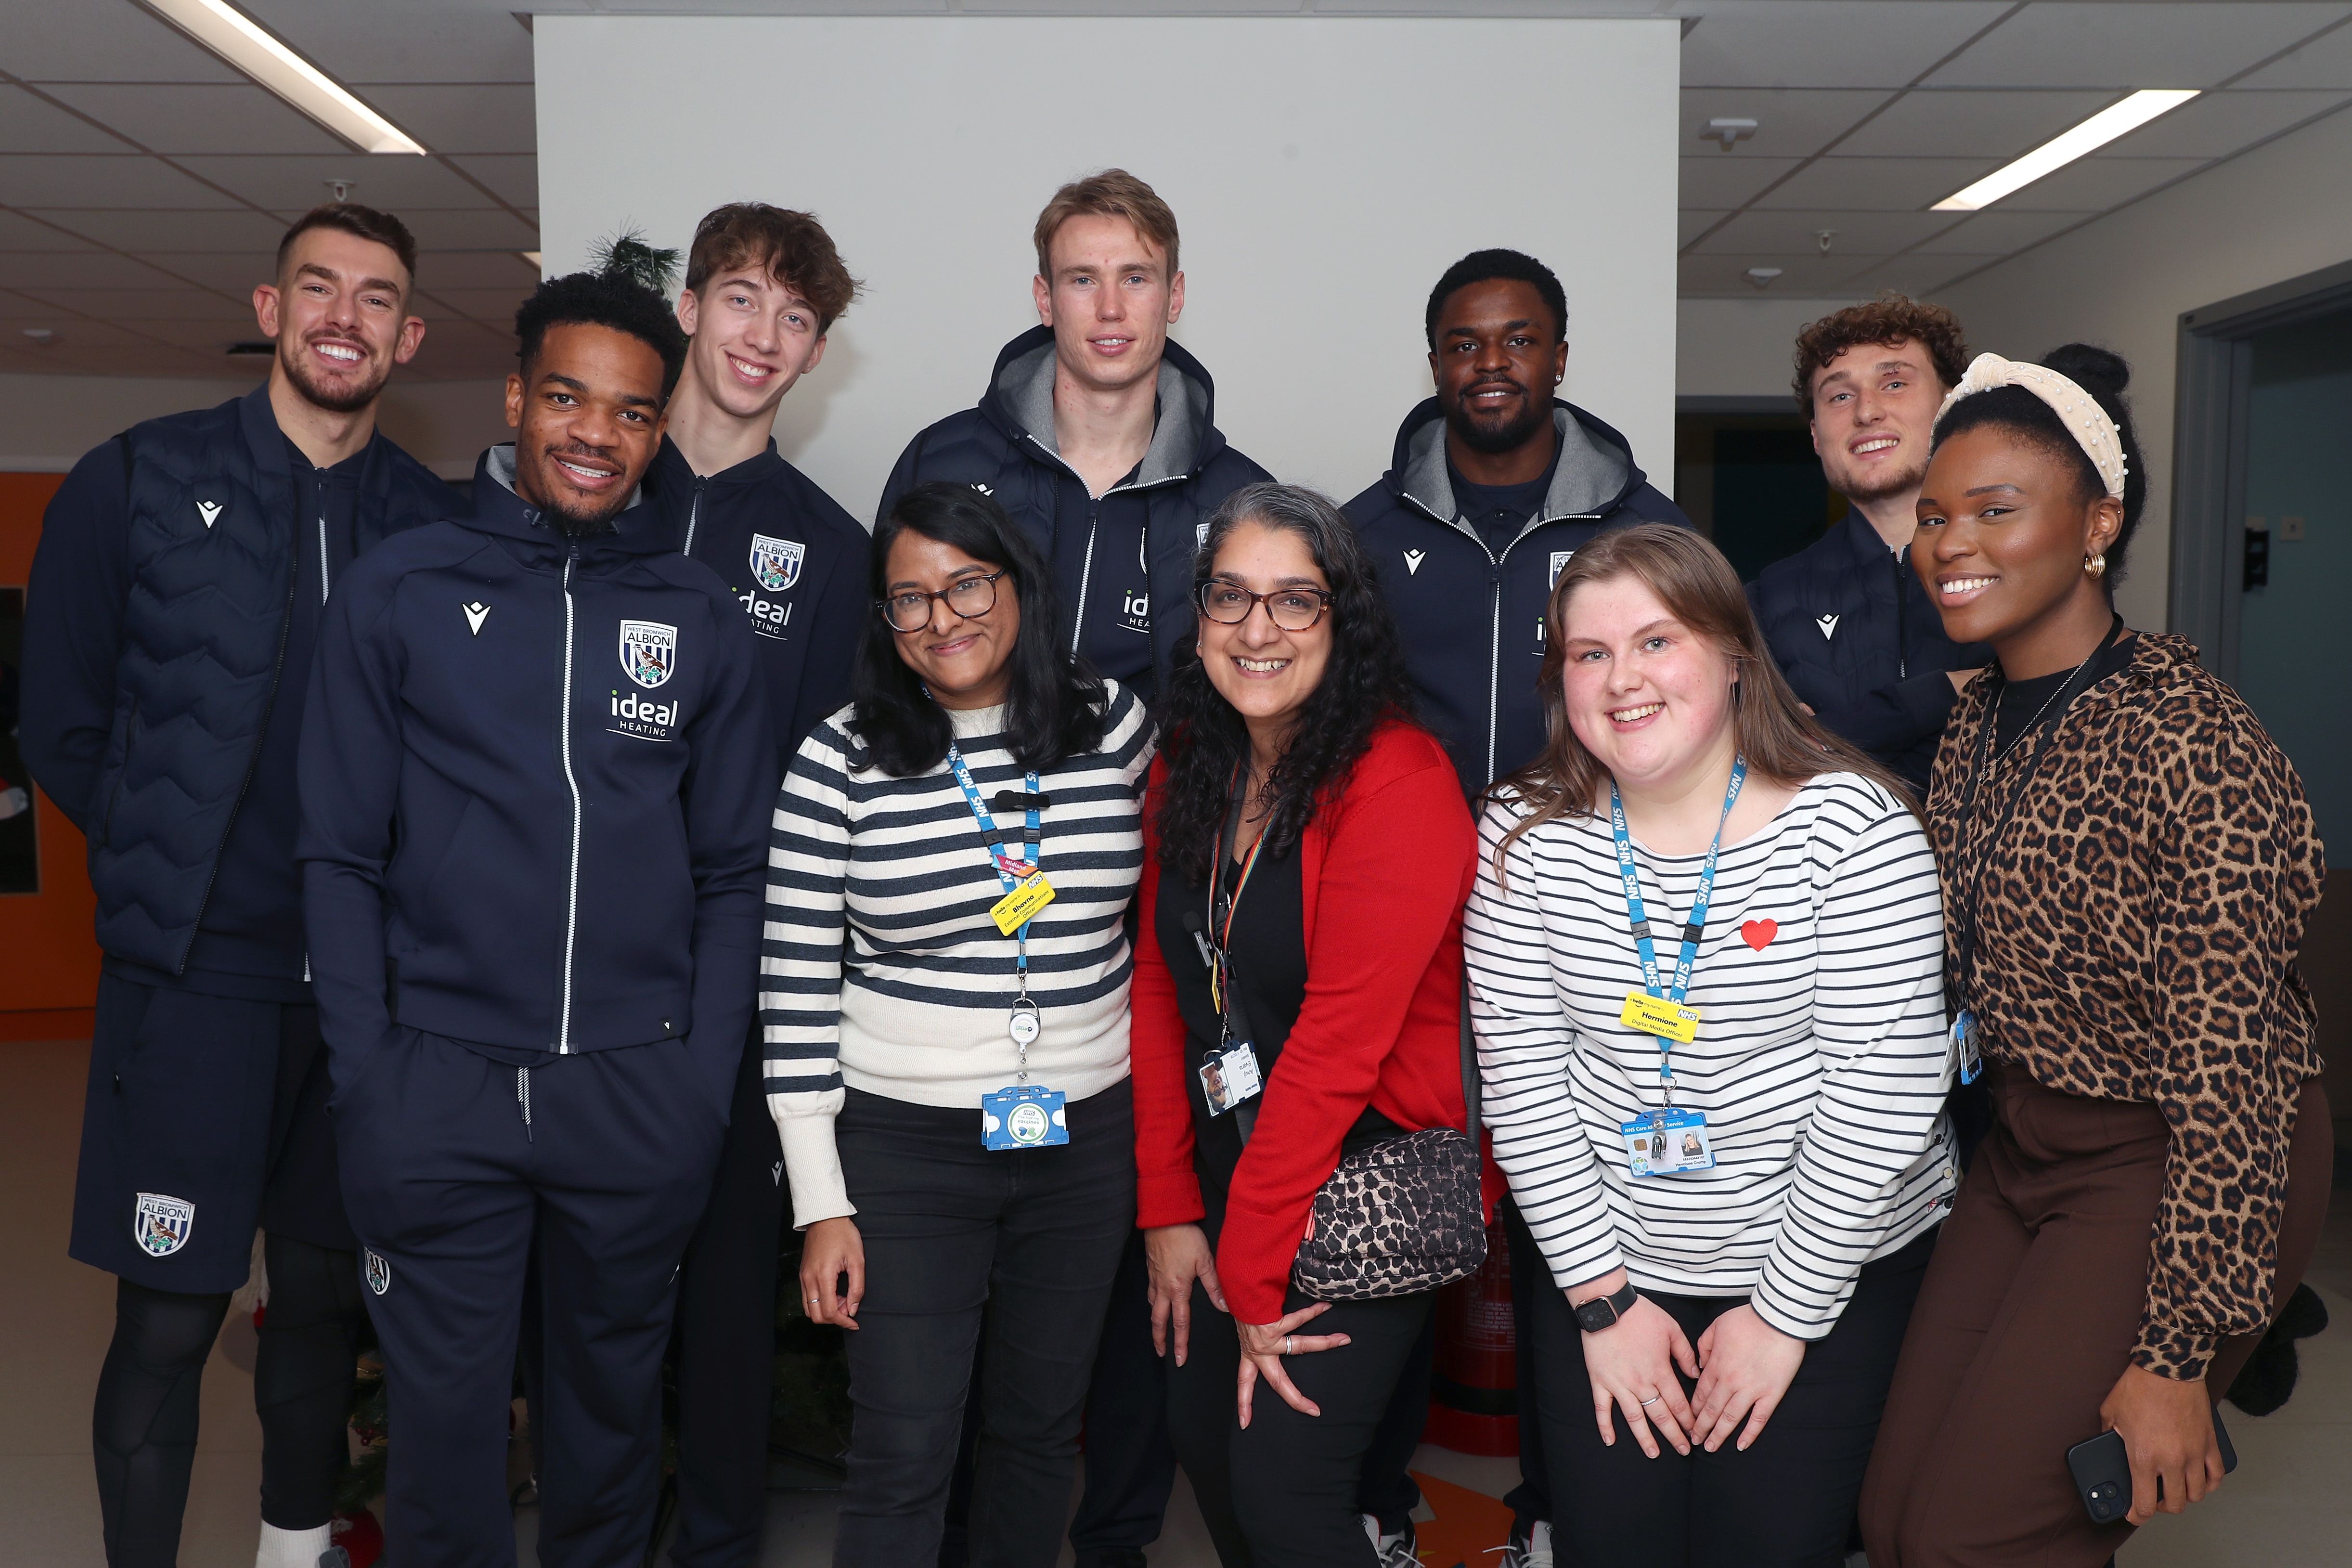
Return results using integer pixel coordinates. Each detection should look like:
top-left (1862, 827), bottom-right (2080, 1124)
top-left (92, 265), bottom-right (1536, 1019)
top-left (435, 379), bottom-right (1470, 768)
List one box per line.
top-left (990, 872), bottom-right (1057, 936)
top-left (1621, 991), bottom-right (1701, 1043)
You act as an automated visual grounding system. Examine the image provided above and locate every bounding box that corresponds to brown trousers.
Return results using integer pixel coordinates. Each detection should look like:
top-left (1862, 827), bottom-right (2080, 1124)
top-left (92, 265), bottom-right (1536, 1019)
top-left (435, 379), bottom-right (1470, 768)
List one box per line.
top-left (1859, 1067), bottom-right (2332, 1567)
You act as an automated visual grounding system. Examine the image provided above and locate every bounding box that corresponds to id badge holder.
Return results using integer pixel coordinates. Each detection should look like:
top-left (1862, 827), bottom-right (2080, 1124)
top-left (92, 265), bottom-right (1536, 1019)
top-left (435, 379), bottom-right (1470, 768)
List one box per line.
top-left (1199, 1041), bottom-right (1263, 1118)
top-left (1952, 1010), bottom-right (1983, 1085)
top-left (982, 1084), bottom-right (1069, 1151)
top-left (1620, 1108), bottom-right (1716, 1177)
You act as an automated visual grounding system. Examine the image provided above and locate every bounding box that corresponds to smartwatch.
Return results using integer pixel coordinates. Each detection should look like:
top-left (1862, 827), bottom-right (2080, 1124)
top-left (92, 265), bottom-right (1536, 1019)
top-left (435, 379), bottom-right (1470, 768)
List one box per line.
top-left (1573, 1280), bottom-right (1640, 1334)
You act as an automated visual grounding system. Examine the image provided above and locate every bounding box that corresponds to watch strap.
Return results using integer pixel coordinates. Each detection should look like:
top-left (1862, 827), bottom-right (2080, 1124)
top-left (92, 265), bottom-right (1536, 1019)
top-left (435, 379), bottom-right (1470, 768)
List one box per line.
top-left (1574, 1279), bottom-right (1640, 1333)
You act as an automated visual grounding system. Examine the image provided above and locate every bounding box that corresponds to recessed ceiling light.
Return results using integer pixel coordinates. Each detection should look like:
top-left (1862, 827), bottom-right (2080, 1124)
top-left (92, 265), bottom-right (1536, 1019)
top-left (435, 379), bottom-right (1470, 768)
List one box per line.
top-left (144, 0), bottom-right (427, 155)
top-left (1932, 89), bottom-right (2198, 212)
top-left (23, 328), bottom-right (57, 344)
top-left (1745, 267), bottom-right (1783, 289)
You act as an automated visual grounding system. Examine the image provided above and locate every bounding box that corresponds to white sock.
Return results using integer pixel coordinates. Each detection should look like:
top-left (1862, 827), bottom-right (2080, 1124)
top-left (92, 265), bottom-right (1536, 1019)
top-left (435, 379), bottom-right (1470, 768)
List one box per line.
top-left (256, 1521), bottom-right (333, 1568)
top-left (1363, 1512), bottom-right (1386, 1548)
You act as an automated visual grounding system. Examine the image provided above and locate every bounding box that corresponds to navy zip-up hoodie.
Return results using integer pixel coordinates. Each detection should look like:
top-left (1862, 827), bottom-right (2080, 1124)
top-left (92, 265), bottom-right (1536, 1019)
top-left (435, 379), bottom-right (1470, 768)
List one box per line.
top-left (644, 435), bottom-right (867, 779)
top-left (1746, 512), bottom-right (1988, 795)
top-left (1344, 398), bottom-right (1690, 794)
top-left (877, 325), bottom-right (1271, 699)
top-left (297, 446), bottom-right (773, 1100)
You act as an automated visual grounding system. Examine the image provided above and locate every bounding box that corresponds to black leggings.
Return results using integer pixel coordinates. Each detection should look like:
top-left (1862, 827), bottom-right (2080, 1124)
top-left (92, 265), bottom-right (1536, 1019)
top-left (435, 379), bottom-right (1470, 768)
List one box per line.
top-left (92, 1238), bottom-right (366, 1567)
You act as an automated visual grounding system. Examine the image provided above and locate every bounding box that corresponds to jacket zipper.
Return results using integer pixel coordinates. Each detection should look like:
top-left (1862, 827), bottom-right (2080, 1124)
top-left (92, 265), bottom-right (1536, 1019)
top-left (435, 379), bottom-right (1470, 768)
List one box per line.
top-left (1072, 500), bottom-right (1101, 654)
top-left (1893, 544), bottom-right (1910, 681)
top-left (178, 534), bottom-right (298, 973)
top-left (316, 476), bottom-right (332, 604)
top-left (556, 552), bottom-right (583, 1054)
top-left (681, 477), bottom-right (706, 557)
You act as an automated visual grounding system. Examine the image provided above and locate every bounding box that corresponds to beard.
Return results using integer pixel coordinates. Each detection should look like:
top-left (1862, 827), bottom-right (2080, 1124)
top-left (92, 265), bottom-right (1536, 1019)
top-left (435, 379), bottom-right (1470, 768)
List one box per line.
top-left (1445, 383), bottom-right (1551, 455)
top-left (277, 333), bottom-right (390, 415)
top-left (523, 443), bottom-right (628, 539)
top-left (1828, 446), bottom-right (1929, 505)
top-left (541, 499), bottom-right (621, 540)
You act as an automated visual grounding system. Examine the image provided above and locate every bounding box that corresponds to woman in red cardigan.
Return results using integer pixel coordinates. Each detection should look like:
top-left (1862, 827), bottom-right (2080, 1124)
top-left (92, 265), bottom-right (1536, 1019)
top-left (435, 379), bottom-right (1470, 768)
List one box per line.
top-left (1133, 483), bottom-right (1479, 1568)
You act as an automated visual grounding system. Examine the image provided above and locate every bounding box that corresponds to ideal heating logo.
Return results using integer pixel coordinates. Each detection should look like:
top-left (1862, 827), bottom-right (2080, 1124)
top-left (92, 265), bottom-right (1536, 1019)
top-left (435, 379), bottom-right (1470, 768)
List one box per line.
top-left (609, 688), bottom-right (684, 742)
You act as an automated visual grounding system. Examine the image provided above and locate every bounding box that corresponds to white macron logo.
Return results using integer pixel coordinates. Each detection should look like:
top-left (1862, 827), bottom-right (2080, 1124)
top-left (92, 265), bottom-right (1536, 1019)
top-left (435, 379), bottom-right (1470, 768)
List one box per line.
top-left (463, 601), bottom-right (491, 636)
top-left (1402, 548), bottom-right (1427, 576)
top-left (195, 500), bottom-right (222, 529)
top-left (1816, 614), bottom-right (1840, 641)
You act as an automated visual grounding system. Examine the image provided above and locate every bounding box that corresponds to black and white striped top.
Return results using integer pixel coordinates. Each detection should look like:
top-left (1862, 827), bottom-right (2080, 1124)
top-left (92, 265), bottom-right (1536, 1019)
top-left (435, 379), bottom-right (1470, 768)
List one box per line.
top-left (762, 682), bottom-right (1155, 1227)
top-left (1466, 772), bottom-right (1953, 1339)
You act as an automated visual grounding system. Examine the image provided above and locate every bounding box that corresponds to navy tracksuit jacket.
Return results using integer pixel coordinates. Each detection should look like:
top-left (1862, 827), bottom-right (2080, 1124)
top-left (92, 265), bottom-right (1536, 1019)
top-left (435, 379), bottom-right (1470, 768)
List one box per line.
top-left (296, 445), bottom-right (773, 1568)
top-left (1344, 399), bottom-right (1690, 794)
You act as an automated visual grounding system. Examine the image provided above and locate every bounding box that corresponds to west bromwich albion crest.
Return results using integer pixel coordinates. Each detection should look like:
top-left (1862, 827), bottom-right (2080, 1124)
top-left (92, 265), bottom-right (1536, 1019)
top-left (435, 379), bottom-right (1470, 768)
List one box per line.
top-left (134, 1192), bottom-right (195, 1257)
top-left (620, 620), bottom-right (677, 689)
top-left (749, 534), bottom-right (804, 594)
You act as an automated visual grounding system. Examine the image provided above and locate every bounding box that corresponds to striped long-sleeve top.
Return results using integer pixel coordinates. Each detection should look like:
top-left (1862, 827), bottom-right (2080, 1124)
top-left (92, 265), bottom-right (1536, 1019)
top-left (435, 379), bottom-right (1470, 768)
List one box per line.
top-left (761, 682), bottom-right (1155, 1228)
top-left (1466, 771), bottom-right (1953, 1339)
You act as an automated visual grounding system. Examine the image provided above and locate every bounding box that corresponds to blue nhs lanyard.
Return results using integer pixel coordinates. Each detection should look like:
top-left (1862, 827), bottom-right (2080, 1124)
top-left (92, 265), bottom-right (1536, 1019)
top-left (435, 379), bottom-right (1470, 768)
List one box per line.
top-left (944, 743), bottom-right (1042, 978)
top-left (1608, 756), bottom-right (1746, 1105)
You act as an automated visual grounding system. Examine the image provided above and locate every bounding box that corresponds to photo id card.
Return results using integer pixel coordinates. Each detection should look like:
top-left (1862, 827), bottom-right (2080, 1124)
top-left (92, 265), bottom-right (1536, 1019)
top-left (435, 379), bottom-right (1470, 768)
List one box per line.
top-left (1620, 1108), bottom-right (1714, 1178)
top-left (982, 1085), bottom-right (1069, 1151)
top-left (1199, 1043), bottom-right (1263, 1118)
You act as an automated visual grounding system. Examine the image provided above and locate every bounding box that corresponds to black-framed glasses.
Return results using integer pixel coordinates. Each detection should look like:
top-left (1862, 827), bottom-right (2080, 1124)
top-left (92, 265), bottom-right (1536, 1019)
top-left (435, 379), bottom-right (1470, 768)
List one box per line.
top-left (878, 570), bottom-right (1006, 633)
top-left (1195, 578), bottom-right (1333, 632)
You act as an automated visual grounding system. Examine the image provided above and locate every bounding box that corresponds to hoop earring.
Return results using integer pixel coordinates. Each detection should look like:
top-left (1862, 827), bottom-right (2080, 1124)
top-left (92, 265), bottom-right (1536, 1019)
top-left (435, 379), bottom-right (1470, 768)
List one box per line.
top-left (2085, 553), bottom-right (2107, 578)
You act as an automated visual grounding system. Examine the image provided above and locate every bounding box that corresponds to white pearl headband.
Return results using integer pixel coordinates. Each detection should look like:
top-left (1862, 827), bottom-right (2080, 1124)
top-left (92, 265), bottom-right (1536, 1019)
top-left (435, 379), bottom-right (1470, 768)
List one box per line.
top-left (1933, 352), bottom-right (2128, 500)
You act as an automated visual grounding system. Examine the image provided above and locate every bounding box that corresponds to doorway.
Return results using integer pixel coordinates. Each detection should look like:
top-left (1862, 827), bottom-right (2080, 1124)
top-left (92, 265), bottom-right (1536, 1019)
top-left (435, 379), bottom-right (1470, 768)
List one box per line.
top-left (1673, 397), bottom-right (1848, 583)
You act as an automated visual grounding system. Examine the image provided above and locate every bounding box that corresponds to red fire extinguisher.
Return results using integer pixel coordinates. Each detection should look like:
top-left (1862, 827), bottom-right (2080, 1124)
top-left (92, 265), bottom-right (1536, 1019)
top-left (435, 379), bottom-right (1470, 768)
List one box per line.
top-left (1424, 1214), bottom-right (1516, 1455)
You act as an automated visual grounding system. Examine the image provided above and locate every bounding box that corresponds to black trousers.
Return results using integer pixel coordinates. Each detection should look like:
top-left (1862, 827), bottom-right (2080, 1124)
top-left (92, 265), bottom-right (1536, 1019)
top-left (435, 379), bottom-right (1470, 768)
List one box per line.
top-left (1499, 1197), bottom-right (1553, 1534)
top-left (1164, 1254), bottom-right (1437, 1568)
top-left (832, 1081), bottom-right (1135, 1568)
top-left (1065, 1230), bottom-right (1179, 1565)
top-left (667, 1024), bottom-right (788, 1568)
top-left (1535, 1230), bottom-right (1936, 1568)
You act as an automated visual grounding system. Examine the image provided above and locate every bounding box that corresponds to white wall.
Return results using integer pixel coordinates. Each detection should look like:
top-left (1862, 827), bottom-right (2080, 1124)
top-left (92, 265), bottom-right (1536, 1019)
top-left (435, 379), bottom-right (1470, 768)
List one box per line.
top-left (1677, 297), bottom-right (1861, 402)
top-left (534, 15), bottom-right (1680, 516)
top-left (0, 372), bottom-right (506, 481)
top-left (1939, 106), bottom-right (2352, 632)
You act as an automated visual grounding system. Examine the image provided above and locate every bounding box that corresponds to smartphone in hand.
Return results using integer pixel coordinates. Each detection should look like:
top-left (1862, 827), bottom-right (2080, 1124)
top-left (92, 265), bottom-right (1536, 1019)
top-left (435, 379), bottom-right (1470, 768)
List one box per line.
top-left (2067, 1406), bottom-right (2239, 1524)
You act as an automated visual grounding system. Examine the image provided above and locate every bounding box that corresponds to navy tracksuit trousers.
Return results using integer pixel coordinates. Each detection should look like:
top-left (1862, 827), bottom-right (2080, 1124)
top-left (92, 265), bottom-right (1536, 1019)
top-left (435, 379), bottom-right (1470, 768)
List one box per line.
top-left (336, 1029), bottom-right (726, 1568)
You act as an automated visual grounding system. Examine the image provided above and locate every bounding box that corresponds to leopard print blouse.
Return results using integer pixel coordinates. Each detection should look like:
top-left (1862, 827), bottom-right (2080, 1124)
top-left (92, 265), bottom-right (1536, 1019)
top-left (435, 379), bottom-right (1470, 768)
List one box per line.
top-left (1927, 632), bottom-right (2323, 1381)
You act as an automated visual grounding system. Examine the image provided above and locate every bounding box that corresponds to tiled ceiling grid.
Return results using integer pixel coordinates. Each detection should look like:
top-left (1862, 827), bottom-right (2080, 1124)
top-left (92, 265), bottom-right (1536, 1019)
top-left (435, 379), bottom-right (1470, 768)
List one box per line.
top-left (1677, 0), bottom-right (2352, 297)
top-left (5, 2), bottom-right (2352, 380)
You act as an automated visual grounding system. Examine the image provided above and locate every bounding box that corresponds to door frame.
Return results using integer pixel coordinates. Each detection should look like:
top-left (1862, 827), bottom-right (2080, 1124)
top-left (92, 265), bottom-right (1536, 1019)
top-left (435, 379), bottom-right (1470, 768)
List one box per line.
top-left (2171, 256), bottom-right (2352, 677)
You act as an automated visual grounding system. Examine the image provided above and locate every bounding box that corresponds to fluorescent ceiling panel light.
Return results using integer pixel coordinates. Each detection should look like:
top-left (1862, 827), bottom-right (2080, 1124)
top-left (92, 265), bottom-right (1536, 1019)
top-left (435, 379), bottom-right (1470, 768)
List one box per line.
top-left (145, 0), bottom-right (427, 155)
top-left (1932, 89), bottom-right (2197, 211)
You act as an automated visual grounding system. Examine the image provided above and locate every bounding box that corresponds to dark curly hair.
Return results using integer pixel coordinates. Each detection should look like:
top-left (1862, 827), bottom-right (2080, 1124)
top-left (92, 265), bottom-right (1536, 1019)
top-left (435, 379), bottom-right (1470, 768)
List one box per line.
top-left (849, 481), bottom-right (1110, 778)
top-left (515, 267), bottom-right (689, 397)
top-left (1425, 248), bottom-right (1567, 349)
top-left (1792, 292), bottom-right (1969, 411)
top-left (1155, 483), bottom-right (1417, 881)
top-left (1931, 343), bottom-right (2145, 592)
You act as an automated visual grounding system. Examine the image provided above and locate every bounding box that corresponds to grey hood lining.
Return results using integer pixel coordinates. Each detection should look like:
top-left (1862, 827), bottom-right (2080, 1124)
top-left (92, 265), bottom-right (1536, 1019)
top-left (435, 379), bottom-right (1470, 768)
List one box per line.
top-left (1397, 406), bottom-right (1630, 533)
top-left (997, 341), bottom-right (1206, 492)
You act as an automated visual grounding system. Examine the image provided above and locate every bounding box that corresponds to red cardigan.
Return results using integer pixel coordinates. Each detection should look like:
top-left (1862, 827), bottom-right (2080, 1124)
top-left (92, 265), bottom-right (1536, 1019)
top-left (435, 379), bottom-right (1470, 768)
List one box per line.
top-left (1131, 720), bottom-right (1484, 1325)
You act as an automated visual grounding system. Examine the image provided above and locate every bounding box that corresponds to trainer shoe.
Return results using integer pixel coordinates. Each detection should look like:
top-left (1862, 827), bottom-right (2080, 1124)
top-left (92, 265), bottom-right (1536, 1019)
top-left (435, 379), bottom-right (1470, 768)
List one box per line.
top-left (1489, 1518), bottom-right (1554, 1568)
top-left (1364, 1514), bottom-right (1420, 1567)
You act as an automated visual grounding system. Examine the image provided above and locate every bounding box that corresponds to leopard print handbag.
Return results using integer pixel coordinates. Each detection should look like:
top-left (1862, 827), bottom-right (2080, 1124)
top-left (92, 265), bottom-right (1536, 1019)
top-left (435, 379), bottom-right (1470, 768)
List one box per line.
top-left (1288, 1125), bottom-right (1487, 1301)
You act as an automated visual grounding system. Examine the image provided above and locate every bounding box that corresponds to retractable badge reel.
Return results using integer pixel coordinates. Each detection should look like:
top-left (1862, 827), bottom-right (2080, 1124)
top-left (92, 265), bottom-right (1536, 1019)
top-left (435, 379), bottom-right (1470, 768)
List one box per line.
top-left (945, 744), bottom-right (1069, 1152)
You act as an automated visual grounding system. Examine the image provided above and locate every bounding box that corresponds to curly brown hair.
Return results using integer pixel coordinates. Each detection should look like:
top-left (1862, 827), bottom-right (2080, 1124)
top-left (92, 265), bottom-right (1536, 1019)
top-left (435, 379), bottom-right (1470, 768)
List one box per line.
top-left (1791, 292), bottom-right (1968, 412)
top-left (685, 203), bottom-right (861, 332)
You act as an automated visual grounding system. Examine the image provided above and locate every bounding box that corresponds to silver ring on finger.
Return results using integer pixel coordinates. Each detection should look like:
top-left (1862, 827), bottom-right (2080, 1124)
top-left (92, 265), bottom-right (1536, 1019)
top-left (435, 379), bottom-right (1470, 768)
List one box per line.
top-left (1284, 1335), bottom-right (1294, 1356)
top-left (1639, 1393), bottom-right (1663, 1407)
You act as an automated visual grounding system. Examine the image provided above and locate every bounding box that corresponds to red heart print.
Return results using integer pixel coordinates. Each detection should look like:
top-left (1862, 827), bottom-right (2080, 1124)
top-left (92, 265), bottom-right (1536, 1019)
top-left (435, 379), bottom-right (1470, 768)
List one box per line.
top-left (1741, 919), bottom-right (1778, 952)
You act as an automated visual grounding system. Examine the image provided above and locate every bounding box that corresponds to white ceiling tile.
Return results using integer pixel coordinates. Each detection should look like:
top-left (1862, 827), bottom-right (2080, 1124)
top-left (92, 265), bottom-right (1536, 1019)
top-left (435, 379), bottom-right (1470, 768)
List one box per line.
top-left (445, 155), bottom-right (538, 209)
top-left (1678, 1), bottom-right (2016, 89)
top-left (412, 249), bottom-right (542, 290)
top-left (0, 85), bottom-right (138, 154)
top-left (2, 0), bottom-right (245, 82)
top-left (1926, 3), bottom-right (2352, 90)
top-left (1754, 156), bottom-right (2006, 211)
top-left (2105, 88), bottom-right (2352, 158)
top-left (0, 211), bottom-right (103, 251)
top-left (38, 84), bottom-right (351, 157)
top-left (0, 155), bottom-right (244, 209)
top-left (1904, 209), bottom-right (2095, 255)
top-left (1678, 250), bottom-right (1878, 297)
top-left (1680, 88), bottom-right (1896, 160)
top-left (393, 209), bottom-right (540, 251)
top-left (1679, 155), bottom-right (1804, 208)
top-left (0, 316), bottom-right (168, 349)
top-left (1680, 209), bottom-right (1731, 247)
top-left (134, 253), bottom-right (286, 293)
top-left (415, 286), bottom-right (532, 323)
top-left (0, 251), bottom-right (199, 291)
top-left (114, 318), bottom-right (273, 350)
top-left (237, 0), bottom-right (539, 85)
top-left (1830, 256), bottom-right (1983, 298)
top-left (8, 285), bottom-right (235, 318)
top-left (1834, 89), bottom-right (2122, 160)
top-left (355, 85), bottom-right (536, 155)
top-left (1990, 155), bottom-right (2208, 210)
top-left (1692, 208), bottom-right (1963, 258)
top-left (2234, 18), bottom-right (2352, 88)
top-left (26, 208), bottom-right (294, 252)
top-left (170, 155), bottom-right (497, 212)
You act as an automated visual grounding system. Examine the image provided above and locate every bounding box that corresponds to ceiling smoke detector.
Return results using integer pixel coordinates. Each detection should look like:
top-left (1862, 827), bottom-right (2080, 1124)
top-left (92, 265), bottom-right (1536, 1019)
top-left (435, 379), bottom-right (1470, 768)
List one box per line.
top-left (326, 178), bottom-right (355, 202)
top-left (1745, 267), bottom-right (1784, 290)
top-left (1816, 229), bottom-right (1837, 254)
top-left (1703, 118), bottom-right (1758, 151)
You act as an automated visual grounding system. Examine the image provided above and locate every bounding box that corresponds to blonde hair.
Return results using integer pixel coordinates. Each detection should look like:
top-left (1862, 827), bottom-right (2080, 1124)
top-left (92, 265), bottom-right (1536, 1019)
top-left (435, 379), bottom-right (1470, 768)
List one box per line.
top-left (1033, 169), bottom-right (1179, 281)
